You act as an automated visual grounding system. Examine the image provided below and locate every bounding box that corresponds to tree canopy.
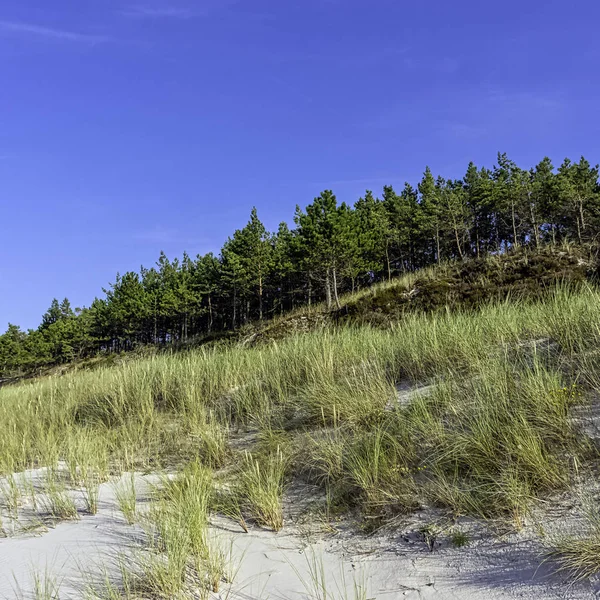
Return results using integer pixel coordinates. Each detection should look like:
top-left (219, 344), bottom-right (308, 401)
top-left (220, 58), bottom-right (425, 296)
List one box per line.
top-left (2, 153), bottom-right (599, 377)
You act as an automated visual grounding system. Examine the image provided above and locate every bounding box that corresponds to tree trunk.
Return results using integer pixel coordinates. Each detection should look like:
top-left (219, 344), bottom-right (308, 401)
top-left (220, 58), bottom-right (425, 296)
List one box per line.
top-left (511, 200), bottom-right (519, 247)
top-left (258, 274), bottom-right (263, 320)
top-left (385, 241), bottom-right (392, 282)
top-left (495, 215), bottom-right (501, 252)
top-left (579, 198), bottom-right (586, 237)
top-left (435, 224), bottom-right (441, 264)
top-left (325, 269), bottom-right (332, 310)
top-left (207, 294), bottom-right (213, 333)
top-left (530, 204), bottom-right (539, 247)
top-left (332, 267), bottom-right (341, 310)
top-left (232, 285), bottom-right (237, 330)
top-left (452, 221), bottom-right (464, 259)
top-left (153, 296), bottom-right (157, 344)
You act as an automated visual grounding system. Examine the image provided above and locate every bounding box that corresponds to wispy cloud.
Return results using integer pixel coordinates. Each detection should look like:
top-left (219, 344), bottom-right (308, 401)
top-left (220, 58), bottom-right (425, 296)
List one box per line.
top-left (120, 5), bottom-right (194, 19)
top-left (313, 176), bottom-right (405, 187)
top-left (120, 1), bottom-right (241, 19)
top-left (439, 121), bottom-right (487, 139)
top-left (486, 89), bottom-right (564, 113)
top-left (0, 20), bottom-right (109, 43)
top-left (268, 46), bottom-right (409, 69)
top-left (132, 226), bottom-right (209, 248)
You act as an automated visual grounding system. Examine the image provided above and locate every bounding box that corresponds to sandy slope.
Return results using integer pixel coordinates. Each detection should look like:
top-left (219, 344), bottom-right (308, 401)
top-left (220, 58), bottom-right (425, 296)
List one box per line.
top-left (0, 473), bottom-right (596, 599)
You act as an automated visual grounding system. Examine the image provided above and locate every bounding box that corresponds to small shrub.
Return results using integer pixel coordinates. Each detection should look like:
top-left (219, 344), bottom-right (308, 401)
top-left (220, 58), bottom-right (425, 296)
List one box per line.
top-left (450, 529), bottom-right (470, 548)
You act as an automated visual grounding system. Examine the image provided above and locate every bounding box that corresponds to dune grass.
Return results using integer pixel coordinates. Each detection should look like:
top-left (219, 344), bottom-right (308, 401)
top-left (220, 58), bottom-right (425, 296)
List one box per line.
top-left (113, 473), bottom-right (137, 525)
top-left (32, 568), bottom-right (62, 600)
top-left (290, 549), bottom-right (370, 600)
top-left (549, 500), bottom-right (600, 581)
top-left (13, 566), bottom-right (63, 600)
top-left (237, 447), bottom-right (287, 531)
top-left (131, 461), bottom-right (236, 598)
top-left (41, 473), bottom-right (79, 521)
top-left (2, 283), bottom-right (600, 582)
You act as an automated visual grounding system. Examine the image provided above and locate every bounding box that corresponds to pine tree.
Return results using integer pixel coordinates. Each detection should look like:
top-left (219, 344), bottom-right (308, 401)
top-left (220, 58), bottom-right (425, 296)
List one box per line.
top-left (354, 191), bottom-right (389, 283)
top-left (272, 222), bottom-right (296, 314)
top-left (531, 157), bottom-right (559, 244)
top-left (222, 208), bottom-right (273, 322)
top-left (464, 163), bottom-right (494, 256)
top-left (493, 152), bottom-right (528, 248)
top-left (40, 299), bottom-right (63, 330)
top-left (295, 191), bottom-right (354, 309)
top-left (419, 167), bottom-right (443, 263)
top-left (439, 178), bottom-right (470, 259)
top-left (558, 157), bottom-right (600, 242)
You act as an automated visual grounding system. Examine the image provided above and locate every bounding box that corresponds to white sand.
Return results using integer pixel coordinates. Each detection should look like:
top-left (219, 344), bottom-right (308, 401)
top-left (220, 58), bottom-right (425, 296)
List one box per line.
top-left (1, 472), bottom-right (597, 599)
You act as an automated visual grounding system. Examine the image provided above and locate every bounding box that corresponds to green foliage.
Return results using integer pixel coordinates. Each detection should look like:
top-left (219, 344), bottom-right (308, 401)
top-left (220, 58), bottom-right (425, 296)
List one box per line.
top-left (342, 244), bottom-right (595, 323)
top-left (450, 530), bottom-right (470, 548)
top-left (550, 502), bottom-right (600, 581)
top-left (1, 154), bottom-right (600, 379)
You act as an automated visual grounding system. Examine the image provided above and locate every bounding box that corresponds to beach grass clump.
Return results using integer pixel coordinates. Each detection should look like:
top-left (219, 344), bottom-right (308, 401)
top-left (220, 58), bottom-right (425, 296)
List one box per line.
top-left (306, 424), bottom-right (416, 517)
top-left (81, 473), bottom-right (101, 516)
top-left (131, 461), bottom-right (237, 597)
top-left (291, 549), bottom-right (370, 600)
top-left (549, 501), bottom-right (600, 581)
top-left (409, 359), bottom-right (586, 520)
top-left (31, 566), bottom-right (62, 600)
top-left (238, 448), bottom-right (287, 531)
top-left (113, 473), bottom-right (137, 525)
top-left (305, 353), bottom-right (588, 522)
top-left (1, 472), bottom-right (24, 519)
top-left (41, 472), bottom-right (79, 521)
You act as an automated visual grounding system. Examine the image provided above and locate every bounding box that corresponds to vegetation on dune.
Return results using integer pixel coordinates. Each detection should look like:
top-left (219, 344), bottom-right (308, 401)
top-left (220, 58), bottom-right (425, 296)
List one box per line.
top-left (340, 244), bottom-right (596, 323)
top-left (4, 234), bottom-right (600, 585)
top-left (1, 285), bottom-right (599, 522)
top-left (549, 502), bottom-right (600, 582)
top-left (2, 153), bottom-right (600, 377)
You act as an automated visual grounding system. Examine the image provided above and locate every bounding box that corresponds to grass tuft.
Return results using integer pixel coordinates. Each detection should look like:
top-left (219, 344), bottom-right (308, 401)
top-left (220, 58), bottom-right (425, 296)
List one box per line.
top-left (238, 448), bottom-right (287, 531)
top-left (549, 502), bottom-right (600, 581)
top-left (113, 473), bottom-right (137, 524)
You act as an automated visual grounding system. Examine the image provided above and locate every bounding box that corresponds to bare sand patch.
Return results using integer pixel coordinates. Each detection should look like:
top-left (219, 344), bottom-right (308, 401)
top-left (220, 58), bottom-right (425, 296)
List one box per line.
top-left (1, 472), bottom-right (597, 599)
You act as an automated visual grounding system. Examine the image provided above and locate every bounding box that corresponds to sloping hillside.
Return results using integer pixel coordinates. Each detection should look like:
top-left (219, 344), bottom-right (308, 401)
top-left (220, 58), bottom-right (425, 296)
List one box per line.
top-left (246, 243), bottom-right (598, 343)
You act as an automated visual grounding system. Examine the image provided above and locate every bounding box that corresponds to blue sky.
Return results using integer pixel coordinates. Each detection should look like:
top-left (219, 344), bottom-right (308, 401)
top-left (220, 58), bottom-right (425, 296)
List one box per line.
top-left (1, 0), bottom-right (599, 329)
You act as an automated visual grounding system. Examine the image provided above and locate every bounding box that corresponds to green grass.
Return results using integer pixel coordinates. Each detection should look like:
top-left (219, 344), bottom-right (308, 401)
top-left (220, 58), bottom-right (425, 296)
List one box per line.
top-left (14, 566), bottom-right (63, 600)
top-left (237, 447), bottom-right (287, 531)
top-left (113, 473), bottom-right (137, 525)
top-left (129, 461), bottom-right (236, 598)
top-left (549, 501), bottom-right (600, 581)
top-left (450, 529), bottom-right (470, 548)
top-left (290, 549), bottom-right (370, 600)
top-left (81, 473), bottom-right (100, 515)
top-left (41, 473), bottom-right (79, 521)
top-left (32, 568), bottom-right (62, 600)
top-left (1, 473), bottom-right (23, 519)
top-left (2, 281), bottom-right (600, 587)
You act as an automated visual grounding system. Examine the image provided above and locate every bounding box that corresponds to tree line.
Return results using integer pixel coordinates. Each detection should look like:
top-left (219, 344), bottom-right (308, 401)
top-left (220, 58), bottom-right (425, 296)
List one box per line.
top-left (2, 153), bottom-right (599, 376)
